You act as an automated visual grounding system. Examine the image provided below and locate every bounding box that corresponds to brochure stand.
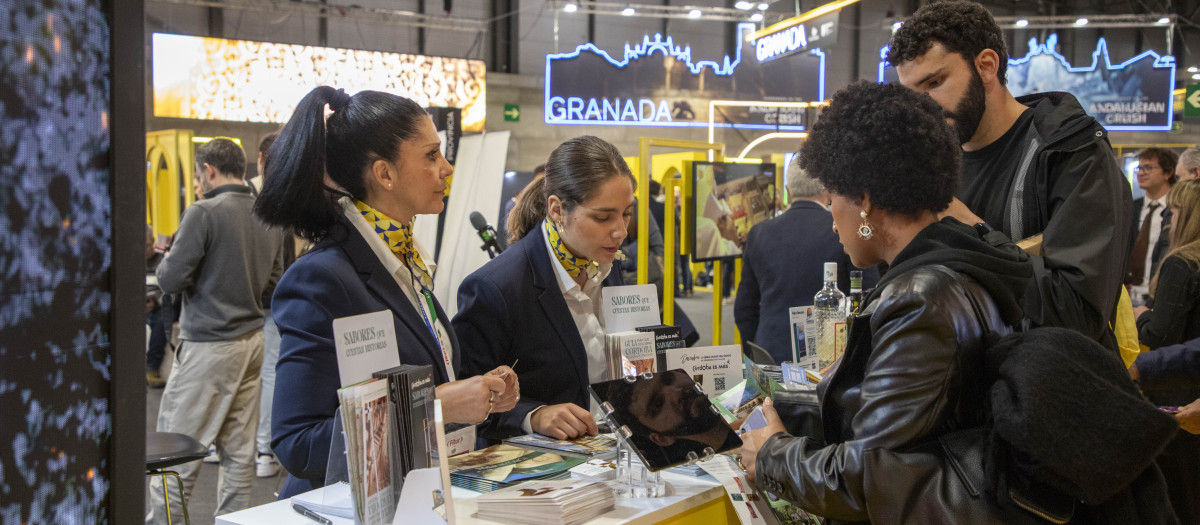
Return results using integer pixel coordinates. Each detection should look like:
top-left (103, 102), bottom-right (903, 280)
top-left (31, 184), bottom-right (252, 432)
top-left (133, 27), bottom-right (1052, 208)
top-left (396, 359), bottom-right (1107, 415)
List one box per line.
top-left (601, 373), bottom-right (664, 499)
top-left (322, 402), bottom-right (408, 525)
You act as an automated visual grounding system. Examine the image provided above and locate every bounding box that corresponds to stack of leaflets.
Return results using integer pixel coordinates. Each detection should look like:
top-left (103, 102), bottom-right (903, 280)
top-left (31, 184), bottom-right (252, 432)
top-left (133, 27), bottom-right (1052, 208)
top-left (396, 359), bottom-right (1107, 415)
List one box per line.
top-left (503, 433), bottom-right (618, 459)
top-left (604, 331), bottom-right (656, 379)
top-left (336, 378), bottom-right (396, 525)
top-left (447, 444), bottom-right (585, 493)
top-left (635, 324), bottom-right (685, 371)
top-left (371, 364), bottom-right (435, 476)
top-left (475, 479), bottom-right (616, 525)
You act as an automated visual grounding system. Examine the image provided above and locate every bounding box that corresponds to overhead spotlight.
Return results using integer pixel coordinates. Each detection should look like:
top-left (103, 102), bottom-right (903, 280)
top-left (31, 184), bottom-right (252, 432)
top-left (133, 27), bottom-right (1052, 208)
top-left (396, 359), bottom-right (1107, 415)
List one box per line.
top-left (1074, 17), bottom-right (1088, 25)
top-left (1014, 19), bottom-right (1028, 28)
top-left (688, 8), bottom-right (702, 18)
top-left (563, 2), bottom-right (577, 11)
top-left (1193, 73), bottom-right (1200, 81)
top-left (622, 6), bottom-right (635, 15)
top-left (1157, 17), bottom-right (1170, 24)
top-left (734, 1), bottom-right (753, 9)
top-left (1189, 66), bottom-right (1198, 73)
top-left (750, 12), bottom-right (763, 21)
top-left (757, 2), bottom-right (769, 9)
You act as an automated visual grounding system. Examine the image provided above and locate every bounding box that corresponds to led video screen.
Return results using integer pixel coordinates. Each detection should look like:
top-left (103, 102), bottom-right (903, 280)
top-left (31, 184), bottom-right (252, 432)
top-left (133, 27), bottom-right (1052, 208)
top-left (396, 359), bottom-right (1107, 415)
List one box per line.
top-left (690, 162), bottom-right (777, 262)
top-left (152, 33), bottom-right (487, 131)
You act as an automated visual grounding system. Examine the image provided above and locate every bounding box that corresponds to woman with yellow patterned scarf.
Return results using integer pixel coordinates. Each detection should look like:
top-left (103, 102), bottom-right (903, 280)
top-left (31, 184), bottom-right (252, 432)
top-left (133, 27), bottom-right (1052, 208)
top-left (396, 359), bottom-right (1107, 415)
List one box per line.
top-left (453, 136), bottom-right (638, 441)
top-left (254, 86), bottom-right (520, 499)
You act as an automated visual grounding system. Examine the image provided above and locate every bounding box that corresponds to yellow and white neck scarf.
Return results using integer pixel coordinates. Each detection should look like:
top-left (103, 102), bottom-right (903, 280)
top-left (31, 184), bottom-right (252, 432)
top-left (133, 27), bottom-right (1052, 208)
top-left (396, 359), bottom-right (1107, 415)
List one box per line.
top-left (543, 217), bottom-right (624, 281)
top-left (355, 200), bottom-right (434, 293)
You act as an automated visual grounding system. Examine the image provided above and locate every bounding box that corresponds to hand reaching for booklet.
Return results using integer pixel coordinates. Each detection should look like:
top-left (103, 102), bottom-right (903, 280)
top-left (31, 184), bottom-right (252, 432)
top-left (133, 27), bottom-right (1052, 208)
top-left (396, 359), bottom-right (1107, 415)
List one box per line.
top-left (531, 403), bottom-right (599, 440)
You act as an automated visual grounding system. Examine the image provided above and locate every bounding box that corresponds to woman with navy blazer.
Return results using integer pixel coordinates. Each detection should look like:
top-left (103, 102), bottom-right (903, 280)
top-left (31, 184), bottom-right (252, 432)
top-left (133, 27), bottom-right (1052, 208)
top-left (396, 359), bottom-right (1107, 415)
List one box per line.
top-left (454, 136), bottom-right (636, 440)
top-left (254, 87), bottom-right (519, 498)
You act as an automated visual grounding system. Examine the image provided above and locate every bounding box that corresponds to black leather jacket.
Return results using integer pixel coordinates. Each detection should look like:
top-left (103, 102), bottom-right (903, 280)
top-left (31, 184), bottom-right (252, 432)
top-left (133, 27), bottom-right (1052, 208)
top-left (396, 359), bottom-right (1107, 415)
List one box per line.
top-left (755, 265), bottom-right (1027, 524)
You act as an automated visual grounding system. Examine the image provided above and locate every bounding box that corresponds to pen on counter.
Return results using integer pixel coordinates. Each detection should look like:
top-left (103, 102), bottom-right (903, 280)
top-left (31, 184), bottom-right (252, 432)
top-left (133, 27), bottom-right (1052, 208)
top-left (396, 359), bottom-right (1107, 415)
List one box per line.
top-left (291, 503), bottom-right (334, 525)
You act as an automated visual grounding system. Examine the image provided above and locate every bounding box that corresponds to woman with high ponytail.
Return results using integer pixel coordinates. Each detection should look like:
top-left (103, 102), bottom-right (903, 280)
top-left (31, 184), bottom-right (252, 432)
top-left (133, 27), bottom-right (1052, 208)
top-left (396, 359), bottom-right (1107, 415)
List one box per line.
top-left (452, 135), bottom-right (637, 441)
top-left (257, 87), bottom-right (520, 498)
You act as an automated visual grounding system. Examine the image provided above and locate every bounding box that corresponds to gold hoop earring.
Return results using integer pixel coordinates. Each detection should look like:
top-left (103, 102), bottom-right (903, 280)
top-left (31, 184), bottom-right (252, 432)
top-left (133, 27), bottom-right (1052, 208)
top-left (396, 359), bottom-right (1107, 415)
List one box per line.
top-left (857, 210), bottom-right (874, 240)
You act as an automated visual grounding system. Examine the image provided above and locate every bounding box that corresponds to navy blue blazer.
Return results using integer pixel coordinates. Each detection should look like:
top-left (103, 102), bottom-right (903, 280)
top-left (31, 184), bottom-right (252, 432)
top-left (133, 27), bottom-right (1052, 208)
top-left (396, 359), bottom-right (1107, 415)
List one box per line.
top-left (271, 219), bottom-right (460, 499)
top-left (453, 230), bottom-right (622, 439)
top-left (734, 202), bottom-right (879, 364)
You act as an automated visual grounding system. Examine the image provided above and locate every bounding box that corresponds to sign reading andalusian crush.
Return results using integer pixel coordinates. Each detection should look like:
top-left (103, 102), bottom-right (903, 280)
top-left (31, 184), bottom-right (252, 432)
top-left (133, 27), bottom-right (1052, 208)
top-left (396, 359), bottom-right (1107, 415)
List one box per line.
top-left (752, 12), bottom-right (839, 63)
top-left (544, 23), bottom-right (825, 129)
top-left (878, 34), bottom-right (1176, 131)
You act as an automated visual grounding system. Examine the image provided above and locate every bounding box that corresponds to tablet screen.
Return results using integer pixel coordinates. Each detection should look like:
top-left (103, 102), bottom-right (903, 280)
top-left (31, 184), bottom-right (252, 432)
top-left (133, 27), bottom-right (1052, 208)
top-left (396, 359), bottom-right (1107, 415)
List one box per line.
top-left (589, 370), bottom-right (742, 471)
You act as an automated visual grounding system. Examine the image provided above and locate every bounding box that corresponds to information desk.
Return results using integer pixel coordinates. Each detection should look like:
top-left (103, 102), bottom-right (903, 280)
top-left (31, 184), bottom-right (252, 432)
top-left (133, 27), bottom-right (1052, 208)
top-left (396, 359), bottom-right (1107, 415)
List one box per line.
top-left (215, 470), bottom-right (738, 525)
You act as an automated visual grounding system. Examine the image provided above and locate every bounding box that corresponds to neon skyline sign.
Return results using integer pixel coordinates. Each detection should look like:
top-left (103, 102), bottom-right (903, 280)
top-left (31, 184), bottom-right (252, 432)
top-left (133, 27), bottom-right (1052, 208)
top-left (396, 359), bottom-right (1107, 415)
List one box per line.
top-left (544, 23), bottom-right (826, 129)
top-left (877, 35), bottom-right (1176, 131)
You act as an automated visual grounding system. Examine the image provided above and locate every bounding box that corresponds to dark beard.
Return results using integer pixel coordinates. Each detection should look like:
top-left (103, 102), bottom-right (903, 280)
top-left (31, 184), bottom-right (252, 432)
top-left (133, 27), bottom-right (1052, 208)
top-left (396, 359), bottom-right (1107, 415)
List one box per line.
top-left (661, 391), bottom-right (725, 437)
top-left (945, 65), bottom-right (987, 144)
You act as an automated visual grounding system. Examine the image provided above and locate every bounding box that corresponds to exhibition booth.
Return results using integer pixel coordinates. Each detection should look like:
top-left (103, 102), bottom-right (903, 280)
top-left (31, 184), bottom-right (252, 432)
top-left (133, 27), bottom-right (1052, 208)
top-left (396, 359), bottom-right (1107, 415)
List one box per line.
top-left (6, 0), bottom-right (1198, 523)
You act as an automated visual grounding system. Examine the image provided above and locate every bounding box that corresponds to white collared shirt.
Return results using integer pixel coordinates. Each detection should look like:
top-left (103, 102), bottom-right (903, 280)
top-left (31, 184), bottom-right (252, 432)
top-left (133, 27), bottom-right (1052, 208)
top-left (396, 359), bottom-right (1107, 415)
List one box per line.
top-left (340, 198), bottom-right (455, 380)
top-left (519, 226), bottom-right (613, 433)
top-left (1132, 195), bottom-right (1168, 301)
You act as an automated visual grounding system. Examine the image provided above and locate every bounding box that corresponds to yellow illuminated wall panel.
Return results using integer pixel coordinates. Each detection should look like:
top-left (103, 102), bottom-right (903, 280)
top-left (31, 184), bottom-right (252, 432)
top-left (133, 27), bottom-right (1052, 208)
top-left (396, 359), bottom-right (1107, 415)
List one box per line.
top-left (152, 33), bottom-right (487, 131)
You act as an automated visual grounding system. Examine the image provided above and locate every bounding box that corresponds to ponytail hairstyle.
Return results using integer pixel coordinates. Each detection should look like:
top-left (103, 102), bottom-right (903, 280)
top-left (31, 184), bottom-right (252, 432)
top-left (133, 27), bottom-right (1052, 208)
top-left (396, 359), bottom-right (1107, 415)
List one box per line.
top-left (254, 87), bottom-right (428, 241)
top-left (507, 135), bottom-right (635, 243)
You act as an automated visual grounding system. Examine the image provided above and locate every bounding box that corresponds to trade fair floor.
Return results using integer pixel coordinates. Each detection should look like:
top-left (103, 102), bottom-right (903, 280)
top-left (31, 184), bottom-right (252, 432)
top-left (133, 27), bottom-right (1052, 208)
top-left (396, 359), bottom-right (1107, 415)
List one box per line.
top-left (144, 289), bottom-right (736, 525)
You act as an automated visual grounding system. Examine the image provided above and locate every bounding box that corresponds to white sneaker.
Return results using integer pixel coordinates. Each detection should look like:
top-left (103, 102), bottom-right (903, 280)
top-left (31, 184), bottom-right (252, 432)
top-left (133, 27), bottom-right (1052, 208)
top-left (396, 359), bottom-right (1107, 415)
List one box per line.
top-left (203, 445), bottom-right (219, 464)
top-left (256, 453), bottom-right (280, 478)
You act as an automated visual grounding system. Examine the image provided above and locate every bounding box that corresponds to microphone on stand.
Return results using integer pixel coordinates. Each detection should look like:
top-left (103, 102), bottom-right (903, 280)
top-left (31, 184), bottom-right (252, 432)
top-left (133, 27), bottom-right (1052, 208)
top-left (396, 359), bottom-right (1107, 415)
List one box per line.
top-left (469, 211), bottom-right (505, 259)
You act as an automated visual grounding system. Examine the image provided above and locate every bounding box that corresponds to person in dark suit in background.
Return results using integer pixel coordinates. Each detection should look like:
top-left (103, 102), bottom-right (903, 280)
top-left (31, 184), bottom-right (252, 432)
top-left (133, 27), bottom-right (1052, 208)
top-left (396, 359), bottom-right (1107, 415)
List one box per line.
top-left (1127, 147), bottom-right (1177, 305)
top-left (734, 159), bottom-right (879, 364)
top-left (253, 87), bottom-right (519, 498)
top-left (454, 136), bottom-right (637, 440)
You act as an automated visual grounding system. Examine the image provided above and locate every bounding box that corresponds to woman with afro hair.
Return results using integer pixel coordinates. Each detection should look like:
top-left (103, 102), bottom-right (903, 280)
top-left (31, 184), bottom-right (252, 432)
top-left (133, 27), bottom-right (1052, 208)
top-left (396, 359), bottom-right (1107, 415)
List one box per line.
top-left (734, 81), bottom-right (1036, 522)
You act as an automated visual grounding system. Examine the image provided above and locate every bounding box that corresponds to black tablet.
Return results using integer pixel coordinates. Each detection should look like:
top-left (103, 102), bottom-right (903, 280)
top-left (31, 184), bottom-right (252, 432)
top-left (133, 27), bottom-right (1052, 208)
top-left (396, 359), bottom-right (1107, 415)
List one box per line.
top-left (589, 370), bottom-right (742, 472)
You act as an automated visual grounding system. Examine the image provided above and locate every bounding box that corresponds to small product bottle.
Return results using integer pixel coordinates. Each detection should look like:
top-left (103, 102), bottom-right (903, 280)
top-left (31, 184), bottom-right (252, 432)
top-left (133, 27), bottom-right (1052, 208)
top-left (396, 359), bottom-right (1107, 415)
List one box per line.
top-left (847, 270), bottom-right (864, 316)
top-left (813, 262), bottom-right (846, 369)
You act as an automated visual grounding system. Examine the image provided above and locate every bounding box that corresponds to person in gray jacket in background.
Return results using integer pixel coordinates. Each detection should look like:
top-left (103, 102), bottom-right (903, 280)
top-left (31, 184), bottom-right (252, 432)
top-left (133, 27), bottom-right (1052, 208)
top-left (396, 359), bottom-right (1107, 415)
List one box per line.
top-left (148, 138), bottom-right (287, 524)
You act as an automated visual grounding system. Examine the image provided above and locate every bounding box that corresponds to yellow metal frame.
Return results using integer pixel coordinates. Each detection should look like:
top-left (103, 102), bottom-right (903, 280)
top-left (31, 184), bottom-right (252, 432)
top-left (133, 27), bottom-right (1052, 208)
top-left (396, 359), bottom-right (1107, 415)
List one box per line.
top-left (145, 129), bottom-right (197, 237)
top-left (637, 138), bottom-right (726, 343)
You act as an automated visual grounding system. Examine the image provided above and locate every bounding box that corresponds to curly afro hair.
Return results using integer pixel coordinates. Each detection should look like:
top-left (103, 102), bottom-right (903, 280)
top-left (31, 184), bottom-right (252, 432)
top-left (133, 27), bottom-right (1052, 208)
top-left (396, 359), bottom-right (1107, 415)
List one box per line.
top-left (887, 1), bottom-right (1008, 85)
top-left (799, 81), bottom-right (958, 216)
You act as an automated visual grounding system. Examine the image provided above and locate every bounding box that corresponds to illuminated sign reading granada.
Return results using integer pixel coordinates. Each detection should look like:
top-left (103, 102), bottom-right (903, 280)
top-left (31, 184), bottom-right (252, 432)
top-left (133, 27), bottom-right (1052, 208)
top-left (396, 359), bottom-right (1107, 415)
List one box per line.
top-left (751, 12), bottom-right (838, 63)
top-left (544, 23), bottom-right (825, 129)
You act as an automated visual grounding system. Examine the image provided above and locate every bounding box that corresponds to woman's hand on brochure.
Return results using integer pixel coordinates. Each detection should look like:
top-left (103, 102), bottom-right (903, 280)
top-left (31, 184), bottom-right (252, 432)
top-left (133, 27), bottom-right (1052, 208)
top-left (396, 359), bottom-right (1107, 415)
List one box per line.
top-left (1177, 398), bottom-right (1200, 434)
top-left (485, 365), bottom-right (520, 413)
top-left (733, 398), bottom-right (787, 483)
top-left (436, 374), bottom-right (507, 424)
top-left (531, 403), bottom-right (598, 440)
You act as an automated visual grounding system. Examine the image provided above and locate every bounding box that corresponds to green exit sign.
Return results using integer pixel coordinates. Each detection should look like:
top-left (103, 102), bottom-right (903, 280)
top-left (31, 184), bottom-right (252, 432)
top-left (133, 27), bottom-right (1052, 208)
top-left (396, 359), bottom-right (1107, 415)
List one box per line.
top-left (504, 104), bottom-right (520, 122)
top-left (1186, 84), bottom-right (1200, 117)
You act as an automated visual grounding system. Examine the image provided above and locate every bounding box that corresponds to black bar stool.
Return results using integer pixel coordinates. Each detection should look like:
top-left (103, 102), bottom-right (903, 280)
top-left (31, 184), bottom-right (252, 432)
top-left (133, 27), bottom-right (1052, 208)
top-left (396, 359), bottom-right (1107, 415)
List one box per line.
top-left (146, 431), bottom-right (209, 525)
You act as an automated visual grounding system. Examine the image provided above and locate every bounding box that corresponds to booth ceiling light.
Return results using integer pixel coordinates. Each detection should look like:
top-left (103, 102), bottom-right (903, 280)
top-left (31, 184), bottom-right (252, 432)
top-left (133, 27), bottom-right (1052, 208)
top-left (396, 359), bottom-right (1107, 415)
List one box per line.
top-left (552, 0), bottom-right (765, 22)
top-left (1189, 66), bottom-right (1198, 73)
top-left (992, 14), bottom-right (1173, 29)
top-left (757, 3), bottom-right (769, 10)
top-left (149, 0), bottom-right (487, 32)
top-left (564, 2), bottom-right (578, 12)
top-left (735, 1), bottom-right (754, 9)
top-left (751, 12), bottom-right (764, 21)
top-left (1193, 73), bottom-right (1200, 80)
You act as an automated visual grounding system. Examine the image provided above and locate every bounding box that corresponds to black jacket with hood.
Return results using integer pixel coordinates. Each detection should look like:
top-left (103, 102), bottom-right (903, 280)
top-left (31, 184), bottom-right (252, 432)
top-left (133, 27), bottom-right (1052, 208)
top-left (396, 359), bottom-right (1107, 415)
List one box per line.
top-left (973, 92), bottom-right (1132, 352)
